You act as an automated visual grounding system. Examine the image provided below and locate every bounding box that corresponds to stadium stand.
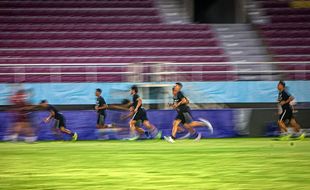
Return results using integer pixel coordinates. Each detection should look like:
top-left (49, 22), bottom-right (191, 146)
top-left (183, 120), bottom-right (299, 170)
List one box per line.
top-left (0, 0), bottom-right (230, 82)
top-left (250, 0), bottom-right (310, 80)
top-left (1, 0), bottom-right (309, 82)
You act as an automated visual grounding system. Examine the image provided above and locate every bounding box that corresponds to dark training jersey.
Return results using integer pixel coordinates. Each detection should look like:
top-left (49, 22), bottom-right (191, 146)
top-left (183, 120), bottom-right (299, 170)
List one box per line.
top-left (278, 89), bottom-right (292, 110)
top-left (96, 96), bottom-right (107, 115)
top-left (132, 94), bottom-right (142, 110)
top-left (47, 104), bottom-right (63, 120)
top-left (173, 91), bottom-right (190, 113)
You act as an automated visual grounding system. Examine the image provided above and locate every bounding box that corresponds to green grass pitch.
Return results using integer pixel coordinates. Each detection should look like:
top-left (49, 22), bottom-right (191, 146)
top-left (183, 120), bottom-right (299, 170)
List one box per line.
top-left (0, 138), bottom-right (309, 190)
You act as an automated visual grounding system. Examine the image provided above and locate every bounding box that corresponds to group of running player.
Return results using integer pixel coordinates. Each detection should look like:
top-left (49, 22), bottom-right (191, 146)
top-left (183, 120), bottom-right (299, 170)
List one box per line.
top-left (4, 80), bottom-right (305, 142)
top-left (94, 82), bottom-right (213, 143)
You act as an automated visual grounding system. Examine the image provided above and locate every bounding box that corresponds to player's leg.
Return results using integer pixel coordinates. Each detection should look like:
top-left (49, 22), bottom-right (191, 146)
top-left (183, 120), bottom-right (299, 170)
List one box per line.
top-left (182, 112), bottom-right (202, 140)
top-left (172, 119), bottom-right (182, 139)
top-left (52, 119), bottom-right (63, 140)
top-left (290, 118), bottom-right (301, 133)
top-left (278, 109), bottom-right (288, 133)
top-left (129, 119), bottom-right (144, 140)
top-left (142, 120), bottom-right (161, 139)
top-left (177, 125), bottom-right (186, 132)
top-left (278, 110), bottom-right (291, 140)
top-left (59, 126), bottom-right (78, 141)
top-left (183, 122), bottom-right (202, 141)
top-left (175, 124), bottom-right (190, 139)
top-left (20, 121), bottom-right (37, 143)
top-left (130, 119), bottom-right (144, 134)
top-left (164, 119), bottom-right (181, 143)
top-left (96, 114), bottom-right (106, 129)
top-left (290, 118), bottom-right (305, 140)
top-left (277, 120), bottom-right (288, 133)
top-left (58, 117), bottom-right (78, 141)
top-left (6, 122), bottom-right (22, 141)
top-left (141, 109), bottom-right (161, 139)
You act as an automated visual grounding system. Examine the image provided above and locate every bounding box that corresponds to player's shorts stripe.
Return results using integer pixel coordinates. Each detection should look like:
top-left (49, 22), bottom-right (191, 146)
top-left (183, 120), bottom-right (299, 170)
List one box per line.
top-left (54, 119), bottom-right (60, 128)
top-left (280, 110), bottom-right (287, 121)
top-left (132, 111), bottom-right (138, 120)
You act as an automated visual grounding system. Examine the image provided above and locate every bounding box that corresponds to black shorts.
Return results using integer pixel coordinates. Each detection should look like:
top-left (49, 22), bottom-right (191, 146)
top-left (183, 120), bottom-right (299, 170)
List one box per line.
top-left (54, 115), bottom-right (66, 129)
top-left (279, 109), bottom-right (293, 122)
top-left (175, 111), bottom-right (193, 124)
top-left (132, 108), bottom-right (148, 122)
top-left (97, 113), bottom-right (106, 125)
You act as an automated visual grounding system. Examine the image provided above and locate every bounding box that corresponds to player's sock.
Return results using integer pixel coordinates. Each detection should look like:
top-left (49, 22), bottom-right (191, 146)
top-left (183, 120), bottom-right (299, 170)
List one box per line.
top-left (164, 136), bottom-right (175, 143)
top-left (4, 134), bottom-right (18, 141)
top-left (24, 136), bottom-right (37, 143)
top-left (149, 128), bottom-right (159, 138)
top-left (72, 133), bottom-right (78, 141)
top-left (69, 132), bottom-right (74, 137)
top-left (297, 132), bottom-right (306, 140)
top-left (280, 133), bottom-right (291, 141)
top-left (177, 132), bottom-right (191, 139)
top-left (144, 131), bottom-right (151, 138)
top-left (191, 131), bottom-right (199, 139)
top-left (292, 131), bottom-right (301, 138)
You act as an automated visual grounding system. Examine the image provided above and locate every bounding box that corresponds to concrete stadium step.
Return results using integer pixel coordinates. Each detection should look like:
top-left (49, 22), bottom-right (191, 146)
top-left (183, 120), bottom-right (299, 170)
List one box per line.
top-left (157, 0), bottom-right (190, 23)
top-left (211, 24), bottom-right (270, 59)
top-left (211, 23), bottom-right (273, 80)
top-left (229, 56), bottom-right (270, 62)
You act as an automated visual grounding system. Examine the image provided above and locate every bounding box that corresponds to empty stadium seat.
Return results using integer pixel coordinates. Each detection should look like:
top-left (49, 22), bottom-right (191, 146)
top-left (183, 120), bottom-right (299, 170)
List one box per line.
top-left (0, 31), bottom-right (214, 40)
top-left (0, 0), bottom-right (230, 82)
top-left (0, 24), bottom-right (211, 32)
top-left (0, 39), bottom-right (218, 48)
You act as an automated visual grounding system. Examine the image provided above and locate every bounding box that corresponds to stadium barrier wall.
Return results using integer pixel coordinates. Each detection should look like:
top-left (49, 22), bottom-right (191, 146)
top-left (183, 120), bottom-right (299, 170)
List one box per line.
top-left (1, 81), bottom-right (310, 105)
top-left (0, 109), bottom-right (235, 141)
top-left (1, 108), bottom-right (309, 141)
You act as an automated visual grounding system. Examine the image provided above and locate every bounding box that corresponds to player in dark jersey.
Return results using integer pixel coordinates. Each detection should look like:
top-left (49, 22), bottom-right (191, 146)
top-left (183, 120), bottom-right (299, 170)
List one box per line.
top-left (164, 85), bottom-right (213, 143)
top-left (39, 100), bottom-right (78, 141)
top-left (128, 85), bottom-right (161, 140)
top-left (277, 81), bottom-right (305, 140)
top-left (173, 82), bottom-right (191, 138)
top-left (95, 88), bottom-right (108, 129)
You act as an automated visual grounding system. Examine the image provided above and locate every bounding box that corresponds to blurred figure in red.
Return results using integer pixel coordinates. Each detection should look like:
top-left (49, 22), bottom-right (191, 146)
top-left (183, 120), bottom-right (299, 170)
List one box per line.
top-left (4, 89), bottom-right (37, 142)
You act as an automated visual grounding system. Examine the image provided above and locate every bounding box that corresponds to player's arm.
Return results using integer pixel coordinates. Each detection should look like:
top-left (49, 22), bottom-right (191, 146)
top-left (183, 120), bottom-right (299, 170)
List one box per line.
top-left (24, 104), bottom-right (39, 110)
top-left (173, 97), bottom-right (187, 109)
top-left (280, 95), bottom-right (294, 106)
top-left (120, 109), bottom-right (135, 120)
top-left (108, 99), bottom-right (132, 111)
top-left (97, 104), bottom-right (108, 110)
top-left (109, 105), bottom-right (129, 111)
top-left (44, 111), bottom-right (54, 123)
top-left (95, 99), bottom-right (108, 110)
top-left (134, 98), bottom-right (142, 112)
top-left (184, 97), bottom-right (190, 104)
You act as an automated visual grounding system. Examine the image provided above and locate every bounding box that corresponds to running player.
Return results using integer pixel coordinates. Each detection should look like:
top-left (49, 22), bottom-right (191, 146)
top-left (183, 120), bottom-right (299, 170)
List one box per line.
top-left (164, 86), bottom-right (213, 143)
top-left (277, 81), bottom-right (305, 140)
top-left (95, 88), bottom-right (108, 129)
top-left (4, 90), bottom-right (37, 142)
top-left (39, 100), bottom-right (78, 141)
top-left (128, 85), bottom-right (161, 140)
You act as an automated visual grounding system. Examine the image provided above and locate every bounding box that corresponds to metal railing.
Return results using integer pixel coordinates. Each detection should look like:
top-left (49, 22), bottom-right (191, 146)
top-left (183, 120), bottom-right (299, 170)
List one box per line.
top-left (0, 61), bottom-right (309, 82)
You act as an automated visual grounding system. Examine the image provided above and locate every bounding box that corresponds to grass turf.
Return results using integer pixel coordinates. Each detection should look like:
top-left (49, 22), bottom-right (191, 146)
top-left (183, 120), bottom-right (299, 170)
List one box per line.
top-left (0, 138), bottom-right (309, 190)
